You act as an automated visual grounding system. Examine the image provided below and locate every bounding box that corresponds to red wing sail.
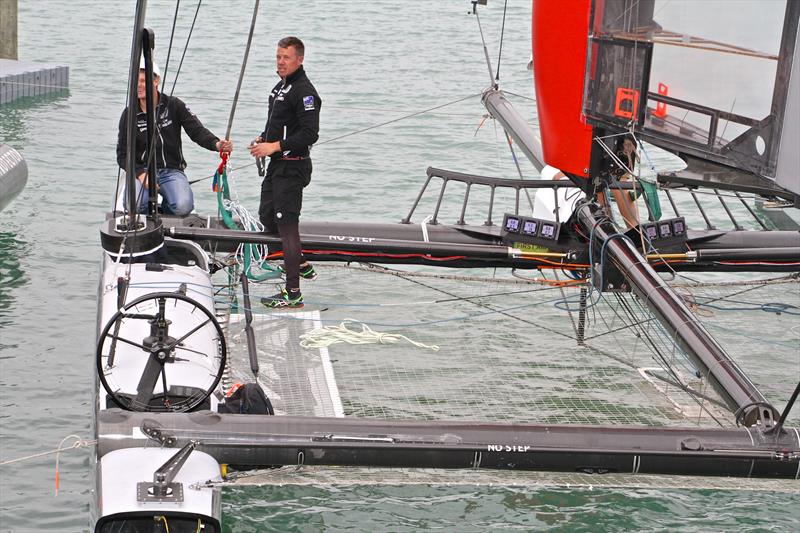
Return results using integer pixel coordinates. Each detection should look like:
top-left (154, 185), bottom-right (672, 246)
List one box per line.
top-left (531, 0), bottom-right (593, 179)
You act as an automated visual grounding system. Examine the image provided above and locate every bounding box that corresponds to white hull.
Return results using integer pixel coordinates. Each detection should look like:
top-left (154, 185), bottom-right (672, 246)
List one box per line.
top-left (94, 238), bottom-right (224, 528)
top-left (0, 144), bottom-right (27, 212)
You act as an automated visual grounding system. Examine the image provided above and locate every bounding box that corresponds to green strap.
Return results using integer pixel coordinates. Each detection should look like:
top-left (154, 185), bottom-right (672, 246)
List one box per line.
top-left (215, 167), bottom-right (280, 281)
top-left (640, 181), bottom-right (662, 221)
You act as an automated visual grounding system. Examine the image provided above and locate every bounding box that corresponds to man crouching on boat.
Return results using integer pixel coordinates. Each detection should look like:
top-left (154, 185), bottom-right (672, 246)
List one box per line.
top-left (249, 36), bottom-right (321, 309)
top-left (116, 61), bottom-right (233, 215)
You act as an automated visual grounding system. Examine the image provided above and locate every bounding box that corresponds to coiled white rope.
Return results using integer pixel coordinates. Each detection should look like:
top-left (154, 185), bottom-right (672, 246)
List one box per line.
top-left (299, 319), bottom-right (440, 351)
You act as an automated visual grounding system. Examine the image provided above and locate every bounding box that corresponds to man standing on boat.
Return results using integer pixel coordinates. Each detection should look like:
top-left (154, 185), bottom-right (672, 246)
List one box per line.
top-left (249, 36), bottom-right (321, 309)
top-left (116, 61), bottom-right (233, 216)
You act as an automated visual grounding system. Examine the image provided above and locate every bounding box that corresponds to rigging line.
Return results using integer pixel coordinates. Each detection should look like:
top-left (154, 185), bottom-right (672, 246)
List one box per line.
top-left (472, 3), bottom-right (496, 88)
top-left (704, 322), bottom-right (800, 348)
top-left (225, 0), bottom-right (259, 140)
top-left (317, 92), bottom-right (483, 146)
top-left (670, 273), bottom-right (800, 289)
top-left (391, 269), bottom-right (577, 341)
top-left (494, 0), bottom-right (509, 83)
top-left (113, 167), bottom-right (123, 212)
top-left (266, 295), bottom-right (573, 330)
top-left (583, 315), bottom-right (660, 341)
top-left (502, 129), bottom-right (535, 212)
top-left (669, 186), bottom-right (761, 201)
top-left (170, 0), bottom-right (203, 98)
top-left (641, 367), bottom-right (730, 413)
top-left (590, 290), bottom-right (678, 381)
top-left (625, 294), bottom-right (709, 403)
top-left (734, 191), bottom-right (769, 230)
top-left (694, 278), bottom-right (780, 307)
top-left (653, 0), bottom-right (672, 18)
top-left (553, 270), bottom-right (581, 340)
top-left (228, 280), bottom-right (571, 310)
top-left (625, 301), bottom-right (727, 427)
top-left (0, 436), bottom-right (97, 466)
top-left (501, 89), bottom-right (535, 102)
top-left (718, 97), bottom-right (737, 144)
top-left (613, 293), bottom-right (712, 416)
top-left (334, 262), bottom-right (552, 285)
top-left (189, 92), bottom-right (484, 184)
top-left (19, 76), bottom-right (537, 105)
top-left (160, 0), bottom-right (181, 95)
top-left (606, 0), bottom-right (643, 34)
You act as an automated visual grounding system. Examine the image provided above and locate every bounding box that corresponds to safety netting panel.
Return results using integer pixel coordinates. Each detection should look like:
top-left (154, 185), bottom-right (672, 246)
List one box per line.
top-left (221, 265), bottom-right (797, 428)
top-left (227, 311), bottom-right (344, 418)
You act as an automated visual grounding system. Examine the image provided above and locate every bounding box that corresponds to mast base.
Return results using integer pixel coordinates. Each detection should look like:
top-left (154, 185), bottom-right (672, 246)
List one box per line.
top-left (100, 215), bottom-right (164, 259)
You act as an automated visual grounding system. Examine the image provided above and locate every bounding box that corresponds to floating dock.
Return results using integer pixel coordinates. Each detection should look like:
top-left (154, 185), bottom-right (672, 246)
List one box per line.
top-left (0, 59), bottom-right (68, 105)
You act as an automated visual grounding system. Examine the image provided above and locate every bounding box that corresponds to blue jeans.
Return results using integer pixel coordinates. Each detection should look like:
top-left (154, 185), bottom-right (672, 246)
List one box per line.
top-left (126, 168), bottom-right (194, 216)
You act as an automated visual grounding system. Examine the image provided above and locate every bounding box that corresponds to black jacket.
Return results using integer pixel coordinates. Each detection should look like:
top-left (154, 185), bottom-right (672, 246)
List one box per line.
top-left (261, 66), bottom-right (321, 160)
top-left (116, 93), bottom-right (219, 174)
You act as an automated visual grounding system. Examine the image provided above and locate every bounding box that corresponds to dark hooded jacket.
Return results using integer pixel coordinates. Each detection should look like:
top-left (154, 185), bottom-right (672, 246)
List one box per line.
top-left (116, 93), bottom-right (219, 175)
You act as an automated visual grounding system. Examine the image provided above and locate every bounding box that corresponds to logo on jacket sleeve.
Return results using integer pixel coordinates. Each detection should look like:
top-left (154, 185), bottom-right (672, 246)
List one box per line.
top-left (303, 95), bottom-right (315, 111)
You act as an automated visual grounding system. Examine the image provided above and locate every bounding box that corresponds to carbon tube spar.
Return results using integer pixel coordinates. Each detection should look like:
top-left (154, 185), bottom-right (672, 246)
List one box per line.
top-left (482, 88), bottom-right (545, 171)
top-left (576, 203), bottom-right (775, 426)
top-left (96, 412), bottom-right (800, 478)
top-left (168, 226), bottom-right (515, 260)
top-left (694, 248), bottom-right (800, 262)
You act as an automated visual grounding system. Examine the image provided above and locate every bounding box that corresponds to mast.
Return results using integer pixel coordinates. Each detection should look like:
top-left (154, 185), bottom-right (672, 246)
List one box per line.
top-left (100, 0), bottom-right (164, 259)
top-left (124, 0), bottom-right (147, 224)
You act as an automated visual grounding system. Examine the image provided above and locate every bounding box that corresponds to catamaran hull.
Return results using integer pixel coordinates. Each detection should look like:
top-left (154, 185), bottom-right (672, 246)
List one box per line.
top-left (0, 144), bottom-right (27, 212)
top-left (93, 239), bottom-right (224, 529)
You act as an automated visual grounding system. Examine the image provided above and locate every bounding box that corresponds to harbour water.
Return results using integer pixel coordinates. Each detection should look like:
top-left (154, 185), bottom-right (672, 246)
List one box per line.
top-left (1, 1), bottom-right (798, 531)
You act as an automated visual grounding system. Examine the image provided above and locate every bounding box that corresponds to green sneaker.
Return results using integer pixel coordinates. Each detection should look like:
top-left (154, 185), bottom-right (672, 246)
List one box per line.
top-left (277, 263), bottom-right (318, 281)
top-left (261, 290), bottom-right (304, 309)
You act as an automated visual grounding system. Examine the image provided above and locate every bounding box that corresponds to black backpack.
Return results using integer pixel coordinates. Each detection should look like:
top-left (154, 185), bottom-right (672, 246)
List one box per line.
top-left (218, 383), bottom-right (274, 415)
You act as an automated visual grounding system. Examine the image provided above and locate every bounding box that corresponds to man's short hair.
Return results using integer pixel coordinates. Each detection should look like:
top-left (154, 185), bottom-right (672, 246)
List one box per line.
top-left (278, 36), bottom-right (305, 57)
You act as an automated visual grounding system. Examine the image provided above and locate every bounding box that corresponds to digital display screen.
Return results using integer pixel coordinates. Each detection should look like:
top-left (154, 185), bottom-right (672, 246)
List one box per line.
top-left (522, 220), bottom-right (538, 235)
top-left (672, 219), bottom-right (685, 235)
top-left (658, 222), bottom-right (672, 238)
top-left (540, 223), bottom-right (556, 239)
top-left (504, 216), bottom-right (521, 233)
top-left (645, 224), bottom-right (658, 240)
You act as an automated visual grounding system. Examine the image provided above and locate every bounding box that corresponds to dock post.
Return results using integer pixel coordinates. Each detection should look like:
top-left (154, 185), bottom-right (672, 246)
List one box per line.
top-left (0, 0), bottom-right (17, 60)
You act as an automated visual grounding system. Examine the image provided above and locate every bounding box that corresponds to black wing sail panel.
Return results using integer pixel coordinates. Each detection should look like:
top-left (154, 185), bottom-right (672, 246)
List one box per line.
top-left (582, 0), bottom-right (800, 202)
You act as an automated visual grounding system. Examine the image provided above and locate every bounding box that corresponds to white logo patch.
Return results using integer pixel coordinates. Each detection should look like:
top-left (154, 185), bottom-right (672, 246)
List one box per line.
top-left (303, 95), bottom-right (315, 111)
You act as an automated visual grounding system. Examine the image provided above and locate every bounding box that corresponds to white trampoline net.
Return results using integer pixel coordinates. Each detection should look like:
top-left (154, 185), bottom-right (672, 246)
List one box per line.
top-left (219, 265), bottom-right (799, 429)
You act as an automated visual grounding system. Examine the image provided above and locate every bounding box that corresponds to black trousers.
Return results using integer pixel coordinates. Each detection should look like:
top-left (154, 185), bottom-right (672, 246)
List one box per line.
top-left (259, 159), bottom-right (312, 292)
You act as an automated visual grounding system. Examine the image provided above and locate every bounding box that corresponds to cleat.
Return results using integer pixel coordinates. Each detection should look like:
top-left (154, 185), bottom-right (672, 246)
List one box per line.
top-left (261, 290), bottom-right (304, 309)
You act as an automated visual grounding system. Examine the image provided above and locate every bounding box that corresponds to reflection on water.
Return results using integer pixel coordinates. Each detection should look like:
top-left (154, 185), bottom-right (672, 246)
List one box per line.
top-left (0, 90), bottom-right (70, 147)
top-left (0, 231), bottom-right (28, 320)
top-left (0, 105), bottom-right (28, 146)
